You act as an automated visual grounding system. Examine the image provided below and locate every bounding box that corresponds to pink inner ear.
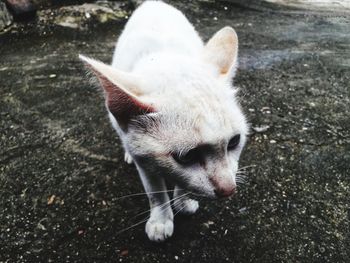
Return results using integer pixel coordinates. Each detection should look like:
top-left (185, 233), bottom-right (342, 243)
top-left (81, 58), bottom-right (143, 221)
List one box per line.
top-left (96, 71), bottom-right (155, 126)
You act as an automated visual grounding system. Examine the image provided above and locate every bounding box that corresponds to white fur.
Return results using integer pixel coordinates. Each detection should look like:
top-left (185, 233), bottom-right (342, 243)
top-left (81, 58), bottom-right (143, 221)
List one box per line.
top-left (112, 1), bottom-right (203, 71)
top-left (80, 1), bottom-right (248, 242)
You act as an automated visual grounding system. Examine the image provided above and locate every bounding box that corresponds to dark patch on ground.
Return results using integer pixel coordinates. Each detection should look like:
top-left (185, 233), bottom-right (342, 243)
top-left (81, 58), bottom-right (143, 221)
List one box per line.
top-left (0, 1), bottom-right (349, 262)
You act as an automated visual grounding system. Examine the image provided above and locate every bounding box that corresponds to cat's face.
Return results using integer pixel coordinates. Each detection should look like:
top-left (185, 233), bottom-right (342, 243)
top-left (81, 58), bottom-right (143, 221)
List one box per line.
top-left (127, 84), bottom-right (248, 198)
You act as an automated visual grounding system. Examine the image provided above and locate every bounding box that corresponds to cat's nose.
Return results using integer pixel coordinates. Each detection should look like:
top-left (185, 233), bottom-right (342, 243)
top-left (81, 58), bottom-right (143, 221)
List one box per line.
top-left (214, 186), bottom-right (236, 198)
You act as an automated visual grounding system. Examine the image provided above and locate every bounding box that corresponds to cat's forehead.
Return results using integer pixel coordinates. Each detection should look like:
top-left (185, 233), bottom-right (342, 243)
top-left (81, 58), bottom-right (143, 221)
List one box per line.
top-left (140, 70), bottom-right (247, 145)
top-left (158, 97), bottom-right (245, 145)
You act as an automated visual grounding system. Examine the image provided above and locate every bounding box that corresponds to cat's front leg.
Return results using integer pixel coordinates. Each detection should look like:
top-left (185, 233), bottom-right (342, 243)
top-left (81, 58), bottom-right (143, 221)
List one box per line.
top-left (135, 163), bottom-right (174, 242)
top-left (173, 185), bottom-right (199, 215)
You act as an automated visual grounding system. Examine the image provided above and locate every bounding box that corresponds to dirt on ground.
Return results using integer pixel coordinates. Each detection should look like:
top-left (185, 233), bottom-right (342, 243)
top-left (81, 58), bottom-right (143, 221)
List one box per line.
top-left (0, 1), bottom-right (349, 262)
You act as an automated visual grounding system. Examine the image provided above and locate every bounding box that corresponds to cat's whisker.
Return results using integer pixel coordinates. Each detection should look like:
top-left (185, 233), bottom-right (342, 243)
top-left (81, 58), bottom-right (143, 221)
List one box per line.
top-left (130, 193), bottom-right (188, 221)
top-left (116, 215), bottom-right (151, 236)
top-left (236, 178), bottom-right (247, 185)
top-left (236, 175), bottom-right (247, 180)
top-left (236, 177), bottom-right (247, 182)
top-left (236, 173), bottom-right (247, 179)
top-left (236, 174), bottom-right (247, 180)
top-left (116, 193), bottom-right (189, 235)
top-left (173, 202), bottom-right (188, 217)
top-left (172, 193), bottom-right (189, 207)
top-left (173, 205), bottom-right (186, 217)
top-left (174, 195), bottom-right (201, 217)
top-left (236, 181), bottom-right (246, 186)
top-left (237, 165), bottom-right (255, 171)
top-left (236, 177), bottom-right (246, 181)
top-left (236, 179), bottom-right (245, 183)
top-left (157, 193), bottom-right (188, 217)
top-left (114, 189), bottom-right (181, 201)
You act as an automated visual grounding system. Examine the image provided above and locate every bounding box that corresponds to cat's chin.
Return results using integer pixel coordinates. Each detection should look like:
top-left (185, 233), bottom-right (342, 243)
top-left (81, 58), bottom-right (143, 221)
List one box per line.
top-left (171, 181), bottom-right (215, 199)
top-left (185, 189), bottom-right (217, 200)
top-left (188, 188), bottom-right (237, 200)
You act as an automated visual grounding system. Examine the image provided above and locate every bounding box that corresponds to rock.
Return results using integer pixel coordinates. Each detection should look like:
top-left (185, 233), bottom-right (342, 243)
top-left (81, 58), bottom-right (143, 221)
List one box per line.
top-left (38, 1), bottom-right (129, 30)
top-left (5, 0), bottom-right (36, 21)
top-left (252, 125), bottom-right (270, 133)
top-left (0, 2), bottom-right (13, 31)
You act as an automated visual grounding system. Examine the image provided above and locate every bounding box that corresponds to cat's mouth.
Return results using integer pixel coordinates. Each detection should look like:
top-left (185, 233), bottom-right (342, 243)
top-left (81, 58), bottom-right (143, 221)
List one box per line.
top-left (185, 183), bottom-right (237, 199)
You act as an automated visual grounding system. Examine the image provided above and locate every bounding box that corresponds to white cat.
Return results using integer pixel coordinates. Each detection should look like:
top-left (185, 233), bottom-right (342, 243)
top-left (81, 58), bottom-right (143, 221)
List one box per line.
top-left (79, 0), bottom-right (248, 242)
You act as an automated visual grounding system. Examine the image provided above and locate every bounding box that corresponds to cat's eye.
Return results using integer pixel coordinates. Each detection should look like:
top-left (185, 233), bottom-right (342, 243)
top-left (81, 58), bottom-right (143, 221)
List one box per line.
top-left (228, 134), bottom-right (241, 150)
top-left (172, 148), bottom-right (201, 166)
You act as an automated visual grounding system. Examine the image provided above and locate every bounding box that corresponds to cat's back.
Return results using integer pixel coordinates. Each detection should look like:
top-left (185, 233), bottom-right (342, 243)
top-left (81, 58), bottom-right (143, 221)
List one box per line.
top-left (112, 1), bottom-right (203, 70)
top-left (123, 1), bottom-right (189, 32)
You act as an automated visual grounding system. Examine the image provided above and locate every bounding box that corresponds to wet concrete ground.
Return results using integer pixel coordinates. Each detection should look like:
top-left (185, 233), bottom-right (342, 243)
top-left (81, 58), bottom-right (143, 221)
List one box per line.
top-left (1, 1), bottom-right (349, 262)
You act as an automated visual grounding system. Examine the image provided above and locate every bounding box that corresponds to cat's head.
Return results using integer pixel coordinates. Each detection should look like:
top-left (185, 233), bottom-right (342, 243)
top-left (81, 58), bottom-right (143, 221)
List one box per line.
top-left (80, 27), bottom-right (248, 198)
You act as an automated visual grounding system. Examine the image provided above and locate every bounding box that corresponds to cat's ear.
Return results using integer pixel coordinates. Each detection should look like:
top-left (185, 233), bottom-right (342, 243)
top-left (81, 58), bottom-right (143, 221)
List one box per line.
top-left (79, 55), bottom-right (155, 129)
top-left (203, 26), bottom-right (238, 79)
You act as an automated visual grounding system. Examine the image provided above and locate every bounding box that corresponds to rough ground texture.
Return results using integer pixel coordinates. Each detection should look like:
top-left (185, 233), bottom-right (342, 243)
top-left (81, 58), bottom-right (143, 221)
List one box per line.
top-left (0, 2), bottom-right (13, 31)
top-left (0, 1), bottom-right (349, 262)
top-left (226, 0), bottom-right (350, 13)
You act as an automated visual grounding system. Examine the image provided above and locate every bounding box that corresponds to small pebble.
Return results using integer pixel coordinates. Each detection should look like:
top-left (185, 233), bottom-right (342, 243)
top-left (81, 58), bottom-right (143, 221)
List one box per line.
top-left (47, 195), bottom-right (56, 205)
top-left (239, 207), bottom-right (247, 213)
top-left (253, 125), bottom-right (270, 133)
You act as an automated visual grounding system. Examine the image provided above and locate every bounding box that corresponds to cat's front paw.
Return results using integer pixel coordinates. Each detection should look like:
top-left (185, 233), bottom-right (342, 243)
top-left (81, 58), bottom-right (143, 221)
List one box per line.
top-left (124, 152), bottom-right (133, 164)
top-left (145, 206), bottom-right (174, 242)
top-left (145, 218), bottom-right (174, 242)
top-left (174, 198), bottom-right (199, 215)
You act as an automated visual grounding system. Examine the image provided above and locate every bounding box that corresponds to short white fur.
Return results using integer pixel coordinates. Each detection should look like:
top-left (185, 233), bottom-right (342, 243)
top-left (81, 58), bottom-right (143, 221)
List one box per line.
top-left (79, 1), bottom-right (248, 242)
